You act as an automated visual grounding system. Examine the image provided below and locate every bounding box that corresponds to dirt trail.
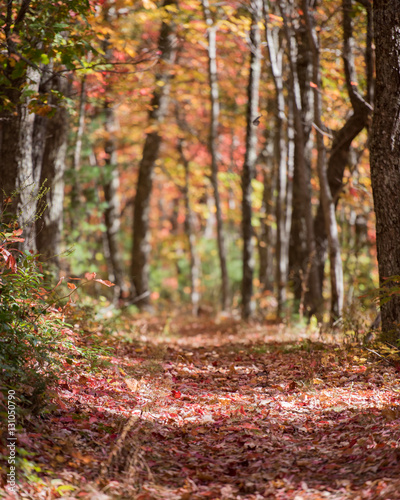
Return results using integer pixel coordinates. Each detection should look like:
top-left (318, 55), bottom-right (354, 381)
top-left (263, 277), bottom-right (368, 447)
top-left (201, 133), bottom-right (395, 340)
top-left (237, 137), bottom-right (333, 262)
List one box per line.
top-left (4, 317), bottom-right (400, 499)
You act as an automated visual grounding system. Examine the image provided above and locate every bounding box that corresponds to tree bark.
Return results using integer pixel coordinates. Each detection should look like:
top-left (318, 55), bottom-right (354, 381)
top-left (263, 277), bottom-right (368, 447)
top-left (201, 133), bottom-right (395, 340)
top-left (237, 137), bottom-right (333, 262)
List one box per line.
top-left (241, 0), bottom-right (262, 320)
top-left (258, 135), bottom-right (275, 293)
top-left (312, 0), bottom-right (373, 298)
top-left (130, 0), bottom-right (178, 308)
top-left (0, 66), bottom-right (41, 252)
top-left (102, 99), bottom-right (127, 300)
top-left (36, 74), bottom-right (71, 267)
top-left (264, 0), bottom-right (289, 317)
top-left (201, 0), bottom-right (230, 311)
top-left (303, 0), bottom-right (344, 322)
top-left (70, 76), bottom-right (87, 212)
top-left (100, 30), bottom-right (128, 301)
top-left (370, 0), bottom-right (400, 341)
top-left (288, 12), bottom-right (314, 309)
top-left (178, 139), bottom-right (201, 316)
top-left (279, 0), bottom-right (322, 318)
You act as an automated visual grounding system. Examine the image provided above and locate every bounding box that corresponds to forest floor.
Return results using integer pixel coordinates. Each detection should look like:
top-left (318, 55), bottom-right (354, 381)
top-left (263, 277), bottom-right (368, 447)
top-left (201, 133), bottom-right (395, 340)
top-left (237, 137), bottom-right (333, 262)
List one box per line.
top-left (2, 312), bottom-right (400, 500)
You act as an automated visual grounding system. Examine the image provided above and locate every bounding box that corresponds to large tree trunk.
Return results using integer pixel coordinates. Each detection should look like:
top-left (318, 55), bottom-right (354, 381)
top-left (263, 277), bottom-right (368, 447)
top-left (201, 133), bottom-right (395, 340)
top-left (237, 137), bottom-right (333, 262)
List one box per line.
top-left (303, 0), bottom-right (344, 322)
top-left (370, 0), bottom-right (400, 341)
top-left (36, 74), bottom-right (71, 266)
top-left (288, 14), bottom-right (314, 309)
top-left (241, 0), bottom-right (262, 320)
top-left (130, 0), bottom-right (178, 308)
top-left (201, 0), bottom-right (230, 311)
top-left (0, 66), bottom-right (41, 253)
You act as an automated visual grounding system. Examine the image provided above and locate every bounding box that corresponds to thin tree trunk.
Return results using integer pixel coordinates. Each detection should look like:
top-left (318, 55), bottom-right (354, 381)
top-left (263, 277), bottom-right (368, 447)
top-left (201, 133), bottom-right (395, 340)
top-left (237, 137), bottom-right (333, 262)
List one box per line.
top-left (258, 135), bottom-right (275, 292)
top-left (303, 0), bottom-right (344, 322)
top-left (201, 0), bottom-right (230, 311)
top-left (71, 76), bottom-right (87, 210)
top-left (370, 0), bottom-right (400, 341)
top-left (312, 0), bottom-right (372, 298)
top-left (100, 29), bottom-right (128, 301)
top-left (241, 0), bottom-right (262, 320)
top-left (130, 0), bottom-right (178, 308)
top-left (178, 139), bottom-right (201, 316)
top-left (264, 1), bottom-right (288, 317)
top-left (279, 0), bottom-right (321, 318)
top-left (102, 99), bottom-right (127, 300)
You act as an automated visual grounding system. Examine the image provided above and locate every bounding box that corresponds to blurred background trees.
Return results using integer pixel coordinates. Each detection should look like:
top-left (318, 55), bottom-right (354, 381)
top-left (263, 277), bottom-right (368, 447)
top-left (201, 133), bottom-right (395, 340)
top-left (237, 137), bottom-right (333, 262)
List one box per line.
top-left (0, 0), bottom-right (381, 328)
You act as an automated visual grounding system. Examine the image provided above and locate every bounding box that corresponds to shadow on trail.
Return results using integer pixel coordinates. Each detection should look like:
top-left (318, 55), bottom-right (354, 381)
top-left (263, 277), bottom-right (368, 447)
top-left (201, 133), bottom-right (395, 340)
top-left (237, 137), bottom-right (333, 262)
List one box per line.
top-left (24, 318), bottom-right (400, 499)
top-left (96, 320), bottom-right (400, 499)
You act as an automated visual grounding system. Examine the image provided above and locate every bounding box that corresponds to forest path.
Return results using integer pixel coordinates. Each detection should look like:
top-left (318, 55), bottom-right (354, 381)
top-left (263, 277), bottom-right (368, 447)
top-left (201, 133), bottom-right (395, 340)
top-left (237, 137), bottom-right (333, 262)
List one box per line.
top-left (12, 316), bottom-right (400, 499)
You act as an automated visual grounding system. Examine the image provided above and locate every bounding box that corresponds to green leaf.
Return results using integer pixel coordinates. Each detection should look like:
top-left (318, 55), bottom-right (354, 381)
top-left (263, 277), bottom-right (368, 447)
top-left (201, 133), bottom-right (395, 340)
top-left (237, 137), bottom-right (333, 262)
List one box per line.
top-left (40, 54), bottom-right (50, 65)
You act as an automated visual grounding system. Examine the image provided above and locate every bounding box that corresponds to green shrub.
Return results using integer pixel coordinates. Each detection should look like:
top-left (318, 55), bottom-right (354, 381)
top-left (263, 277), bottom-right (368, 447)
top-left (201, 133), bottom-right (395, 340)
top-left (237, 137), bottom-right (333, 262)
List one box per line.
top-left (0, 229), bottom-right (63, 409)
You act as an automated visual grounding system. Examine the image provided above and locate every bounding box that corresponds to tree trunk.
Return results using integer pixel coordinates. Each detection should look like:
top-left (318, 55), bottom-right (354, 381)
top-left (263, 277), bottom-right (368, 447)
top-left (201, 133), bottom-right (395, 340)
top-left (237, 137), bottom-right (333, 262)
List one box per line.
top-left (312, 0), bottom-right (373, 299)
top-left (100, 29), bottom-right (127, 301)
top-left (303, 0), bottom-right (344, 322)
top-left (36, 75), bottom-right (71, 267)
top-left (0, 66), bottom-right (41, 253)
top-left (130, 0), bottom-right (178, 308)
top-left (258, 136), bottom-right (275, 292)
top-left (279, 0), bottom-right (322, 318)
top-left (178, 139), bottom-right (201, 316)
top-left (201, 0), bottom-right (230, 311)
top-left (102, 99), bottom-right (127, 300)
top-left (70, 76), bottom-right (87, 212)
top-left (241, 0), bottom-right (262, 320)
top-left (288, 13), bottom-right (314, 309)
top-left (370, 0), bottom-right (400, 341)
top-left (264, 1), bottom-right (289, 318)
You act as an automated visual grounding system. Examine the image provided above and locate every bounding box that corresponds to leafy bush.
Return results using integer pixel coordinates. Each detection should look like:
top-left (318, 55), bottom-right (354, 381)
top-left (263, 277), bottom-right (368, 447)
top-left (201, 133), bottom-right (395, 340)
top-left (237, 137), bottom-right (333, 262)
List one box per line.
top-left (0, 228), bottom-right (62, 409)
top-left (0, 228), bottom-right (115, 411)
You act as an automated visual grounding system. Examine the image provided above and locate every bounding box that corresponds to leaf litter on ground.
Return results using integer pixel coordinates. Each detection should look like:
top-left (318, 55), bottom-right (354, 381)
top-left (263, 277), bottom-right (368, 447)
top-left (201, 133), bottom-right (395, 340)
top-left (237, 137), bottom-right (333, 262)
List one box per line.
top-left (1, 314), bottom-right (400, 499)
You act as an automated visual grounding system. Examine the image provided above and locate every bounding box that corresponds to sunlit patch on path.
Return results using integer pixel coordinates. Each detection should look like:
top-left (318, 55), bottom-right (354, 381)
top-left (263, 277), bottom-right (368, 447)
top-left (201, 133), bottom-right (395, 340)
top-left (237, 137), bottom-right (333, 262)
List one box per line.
top-left (9, 317), bottom-right (400, 499)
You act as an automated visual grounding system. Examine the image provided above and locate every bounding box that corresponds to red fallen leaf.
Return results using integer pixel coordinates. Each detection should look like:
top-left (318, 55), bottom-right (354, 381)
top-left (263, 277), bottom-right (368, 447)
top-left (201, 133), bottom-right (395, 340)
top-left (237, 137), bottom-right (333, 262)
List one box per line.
top-left (58, 381), bottom-right (70, 391)
top-left (56, 399), bottom-right (68, 410)
top-left (60, 416), bottom-right (73, 422)
top-left (242, 423), bottom-right (260, 430)
top-left (286, 380), bottom-right (297, 391)
top-left (354, 366), bottom-right (367, 373)
top-left (89, 416), bottom-right (98, 423)
top-left (239, 406), bottom-right (246, 415)
top-left (171, 390), bottom-right (182, 399)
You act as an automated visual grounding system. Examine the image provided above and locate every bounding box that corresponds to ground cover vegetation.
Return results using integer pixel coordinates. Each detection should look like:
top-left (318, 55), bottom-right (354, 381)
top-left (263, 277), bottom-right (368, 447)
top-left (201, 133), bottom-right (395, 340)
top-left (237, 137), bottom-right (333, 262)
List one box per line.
top-left (1, 0), bottom-right (400, 498)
